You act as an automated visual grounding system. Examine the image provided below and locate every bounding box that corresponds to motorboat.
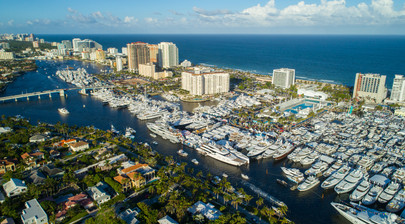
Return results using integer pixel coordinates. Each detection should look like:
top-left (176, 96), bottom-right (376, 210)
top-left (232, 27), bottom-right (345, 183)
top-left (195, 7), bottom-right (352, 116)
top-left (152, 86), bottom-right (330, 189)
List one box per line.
top-left (321, 164), bottom-right (350, 189)
top-left (334, 168), bottom-right (364, 194)
top-left (386, 189), bottom-right (405, 213)
top-left (177, 149), bottom-right (188, 157)
top-left (297, 176), bottom-right (320, 192)
top-left (58, 108), bottom-right (69, 115)
top-left (362, 174), bottom-right (390, 205)
top-left (378, 182), bottom-right (401, 204)
top-left (241, 174), bottom-right (249, 180)
top-left (191, 159), bottom-right (199, 165)
top-left (349, 179), bottom-right (371, 202)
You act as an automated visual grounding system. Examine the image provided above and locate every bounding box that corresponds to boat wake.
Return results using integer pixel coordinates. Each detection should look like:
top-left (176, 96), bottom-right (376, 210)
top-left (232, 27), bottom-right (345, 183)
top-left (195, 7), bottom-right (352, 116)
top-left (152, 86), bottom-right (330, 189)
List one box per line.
top-left (242, 181), bottom-right (286, 207)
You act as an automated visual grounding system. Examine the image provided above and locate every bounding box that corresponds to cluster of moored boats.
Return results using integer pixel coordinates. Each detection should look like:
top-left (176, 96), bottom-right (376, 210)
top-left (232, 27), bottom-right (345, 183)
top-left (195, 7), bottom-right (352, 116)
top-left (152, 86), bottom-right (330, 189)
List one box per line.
top-left (56, 67), bottom-right (102, 87)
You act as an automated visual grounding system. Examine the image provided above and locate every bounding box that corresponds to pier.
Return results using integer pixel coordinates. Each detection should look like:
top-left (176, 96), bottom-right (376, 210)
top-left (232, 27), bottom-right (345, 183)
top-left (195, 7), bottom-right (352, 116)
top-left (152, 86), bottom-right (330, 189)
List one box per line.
top-left (0, 86), bottom-right (114, 103)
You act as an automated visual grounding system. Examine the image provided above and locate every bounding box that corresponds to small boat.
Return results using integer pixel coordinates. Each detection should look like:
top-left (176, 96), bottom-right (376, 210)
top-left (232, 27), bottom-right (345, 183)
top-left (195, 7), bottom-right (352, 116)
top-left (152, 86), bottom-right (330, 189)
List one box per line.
top-left (83, 104), bottom-right (86, 108)
top-left (241, 174), bottom-right (249, 180)
top-left (58, 108), bottom-right (69, 115)
top-left (277, 179), bottom-right (288, 187)
top-left (222, 173), bottom-right (229, 178)
top-left (191, 159), bottom-right (199, 165)
top-left (152, 141), bottom-right (158, 145)
top-left (297, 176), bottom-right (320, 192)
top-left (177, 149), bottom-right (188, 157)
top-left (150, 133), bottom-right (157, 138)
top-left (110, 125), bottom-right (120, 135)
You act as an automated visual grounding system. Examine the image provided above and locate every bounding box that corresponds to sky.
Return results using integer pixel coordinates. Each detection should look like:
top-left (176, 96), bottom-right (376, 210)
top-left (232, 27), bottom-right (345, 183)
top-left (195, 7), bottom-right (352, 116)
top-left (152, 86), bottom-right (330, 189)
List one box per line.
top-left (1, 0), bottom-right (405, 34)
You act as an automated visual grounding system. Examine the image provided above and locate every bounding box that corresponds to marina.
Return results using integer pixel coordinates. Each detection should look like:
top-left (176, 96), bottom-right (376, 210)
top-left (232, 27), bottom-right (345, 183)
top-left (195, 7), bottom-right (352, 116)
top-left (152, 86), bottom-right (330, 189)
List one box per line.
top-left (3, 59), bottom-right (405, 223)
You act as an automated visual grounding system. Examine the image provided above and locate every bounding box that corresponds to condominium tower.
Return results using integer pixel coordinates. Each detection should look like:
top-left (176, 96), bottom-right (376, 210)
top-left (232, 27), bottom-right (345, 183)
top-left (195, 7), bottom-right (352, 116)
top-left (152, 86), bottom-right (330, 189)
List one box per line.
top-left (158, 42), bottom-right (179, 68)
top-left (390, 75), bottom-right (405, 102)
top-left (127, 42), bottom-right (150, 72)
top-left (272, 68), bottom-right (295, 89)
top-left (182, 71), bottom-right (229, 95)
top-left (353, 73), bottom-right (387, 103)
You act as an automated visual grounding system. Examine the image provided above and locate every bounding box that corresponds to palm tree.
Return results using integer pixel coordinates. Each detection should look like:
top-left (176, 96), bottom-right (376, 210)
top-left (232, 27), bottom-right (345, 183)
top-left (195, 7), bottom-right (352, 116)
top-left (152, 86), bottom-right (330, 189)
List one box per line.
top-left (244, 194), bottom-right (253, 205)
top-left (256, 197), bottom-right (264, 209)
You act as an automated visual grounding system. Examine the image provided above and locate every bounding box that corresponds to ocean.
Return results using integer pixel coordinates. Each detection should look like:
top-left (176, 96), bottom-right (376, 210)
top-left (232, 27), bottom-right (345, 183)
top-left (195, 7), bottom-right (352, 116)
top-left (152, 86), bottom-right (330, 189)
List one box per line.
top-left (38, 34), bottom-right (405, 87)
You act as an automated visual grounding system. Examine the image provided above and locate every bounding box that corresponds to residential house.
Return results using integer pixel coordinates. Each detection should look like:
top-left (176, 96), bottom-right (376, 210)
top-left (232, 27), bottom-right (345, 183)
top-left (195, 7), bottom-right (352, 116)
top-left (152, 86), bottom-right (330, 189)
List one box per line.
top-left (21, 152), bottom-right (45, 169)
top-left (0, 218), bottom-right (15, 224)
top-left (20, 199), bottom-right (48, 224)
top-left (187, 201), bottom-right (222, 221)
top-left (41, 164), bottom-right (64, 179)
top-left (53, 139), bottom-right (77, 148)
top-left (127, 172), bottom-right (145, 189)
top-left (158, 215), bottom-right (178, 224)
top-left (113, 175), bottom-right (131, 192)
top-left (0, 159), bottom-right (16, 174)
top-left (87, 182), bottom-right (111, 205)
top-left (118, 208), bottom-right (139, 224)
top-left (49, 150), bottom-right (60, 158)
top-left (0, 127), bottom-right (12, 134)
top-left (118, 163), bottom-right (156, 183)
top-left (3, 178), bottom-right (27, 197)
top-left (26, 170), bottom-right (46, 185)
top-left (29, 134), bottom-right (46, 143)
top-left (69, 141), bottom-right (89, 152)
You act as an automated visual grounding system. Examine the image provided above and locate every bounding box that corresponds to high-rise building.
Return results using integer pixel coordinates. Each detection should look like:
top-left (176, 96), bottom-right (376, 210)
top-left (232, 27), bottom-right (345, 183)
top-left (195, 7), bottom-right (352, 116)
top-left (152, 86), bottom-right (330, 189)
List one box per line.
top-left (72, 38), bottom-right (81, 52)
top-left (61, 40), bottom-right (72, 50)
top-left (116, 56), bottom-right (123, 72)
top-left (158, 42), bottom-right (179, 68)
top-left (0, 50), bottom-right (15, 60)
top-left (390, 75), bottom-right (405, 102)
top-left (107, 48), bottom-right (118, 55)
top-left (127, 42), bottom-right (150, 72)
top-left (32, 41), bottom-right (39, 48)
top-left (122, 47), bottom-right (128, 55)
top-left (139, 63), bottom-right (155, 78)
top-left (353, 73), bottom-right (387, 103)
top-left (272, 68), bottom-right (295, 89)
top-left (182, 70), bottom-right (229, 95)
top-left (95, 49), bottom-right (105, 62)
top-left (147, 44), bottom-right (159, 64)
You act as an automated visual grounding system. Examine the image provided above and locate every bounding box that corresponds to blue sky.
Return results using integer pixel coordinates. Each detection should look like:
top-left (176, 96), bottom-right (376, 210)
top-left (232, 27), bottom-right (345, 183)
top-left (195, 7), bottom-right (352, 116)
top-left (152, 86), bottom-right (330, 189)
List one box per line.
top-left (1, 0), bottom-right (405, 34)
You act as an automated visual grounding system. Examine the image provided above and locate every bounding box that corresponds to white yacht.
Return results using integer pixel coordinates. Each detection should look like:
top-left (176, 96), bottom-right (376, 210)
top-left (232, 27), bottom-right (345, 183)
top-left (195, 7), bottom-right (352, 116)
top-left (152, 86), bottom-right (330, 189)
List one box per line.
top-left (323, 160), bottom-right (343, 177)
top-left (177, 149), bottom-right (188, 157)
top-left (378, 182), bottom-right (401, 204)
top-left (362, 174), bottom-right (390, 205)
top-left (124, 127), bottom-right (136, 139)
top-left (331, 202), bottom-right (402, 224)
top-left (350, 179), bottom-right (371, 202)
top-left (305, 161), bottom-right (328, 176)
top-left (241, 174), bottom-right (249, 180)
top-left (321, 164), bottom-right (350, 189)
top-left (58, 108), bottom-right (69, 115)
top-left (198, 143), bottom-right (249, 166)
top-left (387, 189), bottom-right (405, 213)
top-left (334, 168), bottom-right (364, 194)
top-left (281, 167), bottom-right (304, 184)
top-left (191, 159), bottom-right (199, 165)
top-left (297, 176), bottom-right (320, 192)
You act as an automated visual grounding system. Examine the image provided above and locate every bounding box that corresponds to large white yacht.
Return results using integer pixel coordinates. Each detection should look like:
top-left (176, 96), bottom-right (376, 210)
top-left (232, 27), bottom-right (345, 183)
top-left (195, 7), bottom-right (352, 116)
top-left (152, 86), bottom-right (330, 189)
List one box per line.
top-left (362, 174), bottom-right (390, 206)
top-left (386, 189), bottom-right (405, 213)
top-left (331, 202), bottom-right (403, 224)
top-left (321, 164), bottom-right (350, 189)
top-left (197, 143), bottom-right (249, 167)
top-left (349, 179), bottom-right (370, 202)
top-left (297, 176), bottom-right (320, 192)
top-left (334, 168), bottom-right (364, 194)
top-left (378, 182), bottom-right (401, 204)
top-left (281, 167), bottom-right (305, 184)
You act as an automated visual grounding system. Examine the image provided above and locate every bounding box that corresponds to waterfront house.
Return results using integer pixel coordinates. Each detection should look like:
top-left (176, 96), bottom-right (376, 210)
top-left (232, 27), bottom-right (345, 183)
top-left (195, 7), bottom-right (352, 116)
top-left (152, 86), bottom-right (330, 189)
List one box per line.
top-left (69, 141), bottom-right (89, 152)
top-left (158, 215), bottom-right (178, 224)
top-left (3, 178), bottom-right (27, 197)
top-left (188, 201), bottom-right (222, 221)
top-left (53, 139), bottom-right (77, 148)
top-left (21, 152), bottom-right (45, 169)
top-left (29, 134), bottom-right (46, 143)
top-left (0, 127), bottom-right (12, 134)
top-left (0, 159), bottom-right (16, 174)
top-left (87, 182), bottom-right (111, 205)
top-left (113, 175), bottom-right (131, 192)
top-left (118, 163), bottom-right (156, 183)
top-left (20, 199), bottom-right (48, 224)
top-left (118, 208), bottom-right (139, 224)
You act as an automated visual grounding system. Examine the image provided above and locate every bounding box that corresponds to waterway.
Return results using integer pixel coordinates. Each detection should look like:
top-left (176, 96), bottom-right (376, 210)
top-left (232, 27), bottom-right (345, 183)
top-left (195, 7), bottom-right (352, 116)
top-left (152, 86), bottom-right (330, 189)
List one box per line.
top-left (0, 60), bottom-right (350, 224)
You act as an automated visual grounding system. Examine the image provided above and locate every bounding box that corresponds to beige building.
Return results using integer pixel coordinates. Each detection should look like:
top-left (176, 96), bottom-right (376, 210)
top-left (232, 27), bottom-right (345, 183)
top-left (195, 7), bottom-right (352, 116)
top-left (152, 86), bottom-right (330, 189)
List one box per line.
top-left (127, 42), bottom-right (149, 72)
top-left (148, 44), bottom-right (158, 64)
top-left (0, 50), bottom-right (15, 60)
top-left (181, 71), bottom-right (229, 95)
top-left (139, 63), bottom-right (172, 80)
top-left (272, 68), bottom-right (295, 89)
top-left (353, 73), bottom-right (387, 103)
top-left (95, 49), bottom-right (106, 62)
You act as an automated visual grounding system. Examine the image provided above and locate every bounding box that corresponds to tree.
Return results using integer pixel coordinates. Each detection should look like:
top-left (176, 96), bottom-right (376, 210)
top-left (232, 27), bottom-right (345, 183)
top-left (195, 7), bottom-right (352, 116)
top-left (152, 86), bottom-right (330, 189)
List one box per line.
top-left (137, 202), bottom-right (158, 224)
top-left (256, 197), bottom-right (264, 209)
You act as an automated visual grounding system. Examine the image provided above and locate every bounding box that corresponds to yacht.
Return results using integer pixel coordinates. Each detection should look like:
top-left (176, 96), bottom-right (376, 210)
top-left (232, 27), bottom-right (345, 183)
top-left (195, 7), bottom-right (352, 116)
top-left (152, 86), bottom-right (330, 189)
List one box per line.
top-left (197, 143), bottom-right (249, 167)
top-left (177, 149), bottom-right (188, 157)
top-left (321, 164), bottom-right (350, 189)
top-left (305, 161), bottom-right (328, 176)
top-left (378, 182), bottom-right (401, 204)
top-left (281, 167), bottom-right (304, 184)
top-left (362, 184), bottom-right (384, 205)
top-left (241, 174), bottom-right (249, 180)
top-left (58, 108), bottom-right (69, 115)
top-left (124, 127), bottom-right (136, 139)
top-left (110, 125), bottom-right (119, 135)
top-left (297, 176), bottom-right (320, 192)
top-left (191, 159), bottom-right (199, 165)
top-left (349, 179), bottom-right (371, 202)
top-left (334, 168), bottom-right (364, 194)
top-left (386, 189), bottom-right (405, 213)
top-left (323, 160), bottom-right (343, 177)
top-left (331, 202), bottom-right (402, 224)
top-left (150, 133), bottom-right (157, 138)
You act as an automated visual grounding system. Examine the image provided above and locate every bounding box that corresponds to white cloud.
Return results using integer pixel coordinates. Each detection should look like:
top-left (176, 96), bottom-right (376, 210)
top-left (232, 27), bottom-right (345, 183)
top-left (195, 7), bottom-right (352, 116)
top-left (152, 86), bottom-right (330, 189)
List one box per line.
top-left (7, 20), bottom-right (14, 26)
top-left (67, 7), bottom-right (77, 13)
top-left (124, 16), bottom-right (137, 24)
top-left (192, 0), bottom-right (405, 27)
top-left (145, 17), bottom-right (158, 24)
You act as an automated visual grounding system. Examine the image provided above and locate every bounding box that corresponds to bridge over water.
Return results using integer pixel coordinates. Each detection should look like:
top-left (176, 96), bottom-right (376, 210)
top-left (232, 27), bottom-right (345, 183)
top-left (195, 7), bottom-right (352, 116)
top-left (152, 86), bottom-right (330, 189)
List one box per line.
top-left (0, 85), bottom-right (114, 103)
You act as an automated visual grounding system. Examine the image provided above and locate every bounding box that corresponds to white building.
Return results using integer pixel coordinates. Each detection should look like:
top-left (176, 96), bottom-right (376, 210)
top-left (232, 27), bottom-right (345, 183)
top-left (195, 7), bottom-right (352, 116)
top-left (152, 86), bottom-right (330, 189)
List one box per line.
top-left (139, 63), bottom-right (155, 78)
top-left (87, 182), bottom-right (111, 204)
top-left (82, 51), bottom-right (90, 60)
top-left (116, 56), bottom-right (123, 72)
top-left (182, 70), bottom-right (229, 95)
top-left (70, 141), bottom-right (89, 152)
top-left (122, 47), bottom-right (128, 55)
top-left (391, 75), bottom-right (405, 102)
top-left (21, 199), bottom-right (48, 224)
top-left (180, 60), bottom-right (192, 67)
top-left (272, 68), bottom-right (295, 89)
top-left (108, 48), bottom-right (118, 55)
top-left (72, 38), bottom-right (81, 52)
top-left (158, 42), bottom-right (179, 68)
top-left (3, 178), bottom-right (27, 197)
top-left (0, 50), bottom-right (15, 60)
top-left (353, 73), bottom-right (387, 103)
top-left (297, 89), bottom-right (329, 101)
